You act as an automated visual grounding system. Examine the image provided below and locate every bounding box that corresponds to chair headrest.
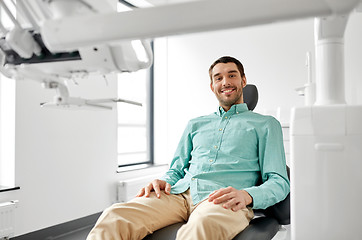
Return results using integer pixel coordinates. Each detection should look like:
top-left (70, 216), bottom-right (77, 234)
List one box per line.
top-left (243, 84), bottom-right (258, 111)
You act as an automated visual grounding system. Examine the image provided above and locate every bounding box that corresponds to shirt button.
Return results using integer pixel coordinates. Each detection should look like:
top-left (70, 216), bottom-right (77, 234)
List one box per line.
top-left (214, 145), bottom-right (218, 149)
top-left (209, 159), bottom-right (213, 162)
top-left (219, 128), bottom-right (223, 131)
top-left (225, 116), bottom-right (228, 119)
top-left (237, 112), bottom-right (239, 114)
top-left (192, 178), bottom-right (195, 181)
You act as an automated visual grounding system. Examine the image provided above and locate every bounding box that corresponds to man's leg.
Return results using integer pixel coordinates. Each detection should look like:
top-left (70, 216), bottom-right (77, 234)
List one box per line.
top-left (176, 200), bottom-right (254, 240)
top-left (87, 191), bottom-right (189, 240)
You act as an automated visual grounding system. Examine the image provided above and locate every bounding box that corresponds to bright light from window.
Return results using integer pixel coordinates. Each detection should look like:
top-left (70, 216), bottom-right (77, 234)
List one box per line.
top-left (117, 2), bottom-right (132, 12)
top-left (0, 0), bottom-right (17, 32)
top-left (117, 69), bottom-right (150, 167)
top-left (132, 40), bottom-right (149, 63)
top-left (0, 76), bottom-right (16, 187)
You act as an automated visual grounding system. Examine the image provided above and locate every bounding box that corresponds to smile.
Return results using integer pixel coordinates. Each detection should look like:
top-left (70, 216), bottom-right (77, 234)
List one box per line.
top-left (221, 88), bottom-right (235, 94)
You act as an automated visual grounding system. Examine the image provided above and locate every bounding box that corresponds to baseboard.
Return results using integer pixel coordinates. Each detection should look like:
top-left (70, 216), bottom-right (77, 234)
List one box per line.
top-left (12, 212), bottom-right (102, 240)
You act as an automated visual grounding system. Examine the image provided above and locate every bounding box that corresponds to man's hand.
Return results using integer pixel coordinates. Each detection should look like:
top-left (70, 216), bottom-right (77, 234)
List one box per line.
top-left (136, 179), bottom-right (171, 198)
top-left (208, 186), bottom-right (253, 212)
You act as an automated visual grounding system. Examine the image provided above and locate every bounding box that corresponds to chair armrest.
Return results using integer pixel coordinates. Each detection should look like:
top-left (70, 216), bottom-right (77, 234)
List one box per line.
top-left (263, 165), bottom-right (290, 225)
top-left (264, 193), bottom-right (290, 225)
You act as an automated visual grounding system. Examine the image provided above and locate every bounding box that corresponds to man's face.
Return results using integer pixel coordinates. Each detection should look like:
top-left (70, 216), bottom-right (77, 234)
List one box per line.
top-left (210, 62), bottom-right (246, 111)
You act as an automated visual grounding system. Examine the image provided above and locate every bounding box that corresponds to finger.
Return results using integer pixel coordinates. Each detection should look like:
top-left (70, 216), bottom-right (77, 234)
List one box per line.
top-left (153, 182), bottom-right (161, 198)
top-left (231, 203), bottom-right (245, 212)
top-left (136, 188), bottom-right (145, 197)
top-left (222, 198), bottom-right (238, 209)
top-left (144, 183), bottom-right (153, 197)
top-left (208, 191), bottom-right (216, 201)
top-left (165, 183), bottom-right (171, 195)
top-left (213, 192), bottom-right (235, 204)
top-left (209, 187), bottom-right (232, 201)
top-left (208, 189), bottom-right (226, 201)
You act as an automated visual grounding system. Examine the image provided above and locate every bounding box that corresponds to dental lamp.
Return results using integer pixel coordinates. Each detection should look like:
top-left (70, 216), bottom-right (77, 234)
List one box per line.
top-left (0, 0), bottom-right (151, 109)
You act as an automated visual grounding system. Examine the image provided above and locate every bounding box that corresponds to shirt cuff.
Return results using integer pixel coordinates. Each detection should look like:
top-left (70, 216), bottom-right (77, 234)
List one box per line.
top-left (159, 175), bottom-right (174, 186)
top-left (243, 186), bottom-right (263, 209)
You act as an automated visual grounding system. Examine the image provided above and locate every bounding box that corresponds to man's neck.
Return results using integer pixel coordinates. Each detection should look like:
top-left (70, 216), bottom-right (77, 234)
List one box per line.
top-left (221, 106), bottom-right (231, 112)
top-left (220, 101), bottom-right (244, 112)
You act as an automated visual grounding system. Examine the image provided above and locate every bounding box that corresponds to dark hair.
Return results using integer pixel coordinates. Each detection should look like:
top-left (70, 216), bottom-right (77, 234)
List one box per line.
top-left (209, 56), bottom-right (245, 82)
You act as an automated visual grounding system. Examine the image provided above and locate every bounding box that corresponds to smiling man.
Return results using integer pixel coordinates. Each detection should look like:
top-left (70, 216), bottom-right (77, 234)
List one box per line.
top-left (87, 56), bottom-right (290, 240)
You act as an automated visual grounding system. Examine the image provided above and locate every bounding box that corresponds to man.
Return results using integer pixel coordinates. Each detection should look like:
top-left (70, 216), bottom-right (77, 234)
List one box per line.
top-left (87, 56), bottom-right (290, 240)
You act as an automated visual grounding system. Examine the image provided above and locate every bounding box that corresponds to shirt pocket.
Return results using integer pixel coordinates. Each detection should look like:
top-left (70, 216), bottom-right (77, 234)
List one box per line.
top-left (221, 127), bottom-right (258, 158)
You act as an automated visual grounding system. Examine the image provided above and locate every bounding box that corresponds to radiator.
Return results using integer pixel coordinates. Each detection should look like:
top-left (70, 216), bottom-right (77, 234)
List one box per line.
top-left (0, 201), bottom-right (17, 239)
top-left (118, 174), bottom-right (161, 202)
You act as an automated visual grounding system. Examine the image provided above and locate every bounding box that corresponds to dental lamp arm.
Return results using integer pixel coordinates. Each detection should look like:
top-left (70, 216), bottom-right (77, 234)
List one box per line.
top-left (40, 0), bottom-right (359, 52)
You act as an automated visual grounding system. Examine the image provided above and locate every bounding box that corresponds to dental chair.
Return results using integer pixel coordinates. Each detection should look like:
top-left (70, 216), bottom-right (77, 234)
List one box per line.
top-left (144, 84), bottom-right (290, 240)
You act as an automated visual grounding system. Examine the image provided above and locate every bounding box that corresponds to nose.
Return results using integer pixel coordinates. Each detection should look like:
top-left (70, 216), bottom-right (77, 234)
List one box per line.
top-left (221, 76), bottom-right (231, 86)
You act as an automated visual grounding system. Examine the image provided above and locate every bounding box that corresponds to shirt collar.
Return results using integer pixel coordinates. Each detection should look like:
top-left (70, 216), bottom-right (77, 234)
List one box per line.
top-left (217, 103), bottom-right (249, 117)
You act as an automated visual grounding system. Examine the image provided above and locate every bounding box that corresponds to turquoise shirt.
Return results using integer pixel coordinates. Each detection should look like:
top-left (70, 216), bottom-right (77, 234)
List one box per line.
top-left (160, 103), bottom-right (290, 209)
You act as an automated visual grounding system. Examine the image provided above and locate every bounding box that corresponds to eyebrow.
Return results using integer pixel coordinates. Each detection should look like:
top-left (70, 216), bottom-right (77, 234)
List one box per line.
top-left (213, 70), bottom-right (239, 78)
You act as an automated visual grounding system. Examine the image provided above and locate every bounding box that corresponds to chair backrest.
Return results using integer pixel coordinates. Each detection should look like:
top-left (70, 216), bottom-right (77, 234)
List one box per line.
top-left (243, 84), bottom-right (258, 111)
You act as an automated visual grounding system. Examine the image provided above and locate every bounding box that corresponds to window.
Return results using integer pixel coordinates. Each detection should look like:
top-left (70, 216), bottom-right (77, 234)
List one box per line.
top-left (0, 75), bottom-right (16, 187)
top-left (117, 64), bottom-right (154, 168)
top-left (116, 0), bottom-right (154, 168)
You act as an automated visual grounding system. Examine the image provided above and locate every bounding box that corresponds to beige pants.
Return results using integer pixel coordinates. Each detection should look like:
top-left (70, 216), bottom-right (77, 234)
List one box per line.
top-left (87, 190), bottom-right (254, 240)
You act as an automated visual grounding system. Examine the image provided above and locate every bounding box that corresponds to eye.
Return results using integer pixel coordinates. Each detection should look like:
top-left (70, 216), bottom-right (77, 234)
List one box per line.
top-left (229, 74), bottom-right (236, 78)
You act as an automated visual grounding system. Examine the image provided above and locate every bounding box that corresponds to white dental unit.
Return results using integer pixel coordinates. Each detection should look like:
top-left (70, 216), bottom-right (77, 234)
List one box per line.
top-left (291, 14), bottom-right (362, 239)
top-left (1, 0), bottom-right (361, 239)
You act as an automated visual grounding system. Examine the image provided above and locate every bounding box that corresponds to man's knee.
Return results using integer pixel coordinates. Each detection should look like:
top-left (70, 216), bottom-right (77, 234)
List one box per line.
top-left (176, 203), bottom-right (252, 240)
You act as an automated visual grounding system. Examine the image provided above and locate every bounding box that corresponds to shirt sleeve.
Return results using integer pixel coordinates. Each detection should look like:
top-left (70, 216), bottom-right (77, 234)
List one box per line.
top-left (159, 121), bottom-right (193, 186)
top-left (243, 117), bottom-right (290, 209)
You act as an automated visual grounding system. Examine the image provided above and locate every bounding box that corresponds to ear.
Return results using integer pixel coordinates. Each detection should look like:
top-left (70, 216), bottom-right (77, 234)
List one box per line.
top-left (210, 81), bottom-right (215, 92)
top-left (242, 76), bottom-right (247, 88)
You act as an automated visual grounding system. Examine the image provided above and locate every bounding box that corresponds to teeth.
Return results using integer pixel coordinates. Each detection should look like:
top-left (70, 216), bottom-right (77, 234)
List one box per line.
top-left (223, 89), bottom-right (233, 93)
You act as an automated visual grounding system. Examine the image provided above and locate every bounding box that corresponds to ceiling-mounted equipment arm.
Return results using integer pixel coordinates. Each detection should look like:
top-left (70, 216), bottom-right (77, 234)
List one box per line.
top-left (40, 0), bottom-right (360, 52)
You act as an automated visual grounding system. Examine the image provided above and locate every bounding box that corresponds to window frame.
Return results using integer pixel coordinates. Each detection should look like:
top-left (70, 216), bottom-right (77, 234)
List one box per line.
top-left (117, 41), bottom-right (154, 168)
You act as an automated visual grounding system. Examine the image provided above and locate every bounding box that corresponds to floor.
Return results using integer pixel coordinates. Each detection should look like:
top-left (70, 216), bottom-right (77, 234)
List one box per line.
top-left (53, 225), bottom-right (291, 240)
top-left (272, 225), bottom-right (291, 240)
top-left (49, 225), bottom-right (93, 240)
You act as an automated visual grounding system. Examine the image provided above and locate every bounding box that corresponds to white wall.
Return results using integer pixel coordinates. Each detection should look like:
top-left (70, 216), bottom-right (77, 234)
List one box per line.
top-left (154, 13), bottom-right (362, 165)
top-left (345, 12), bottom-right (362, 104)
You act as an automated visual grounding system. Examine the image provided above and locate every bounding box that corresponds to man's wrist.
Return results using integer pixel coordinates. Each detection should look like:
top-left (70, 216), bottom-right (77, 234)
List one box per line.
top-left (242, 190), bottom-right (253, 207)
